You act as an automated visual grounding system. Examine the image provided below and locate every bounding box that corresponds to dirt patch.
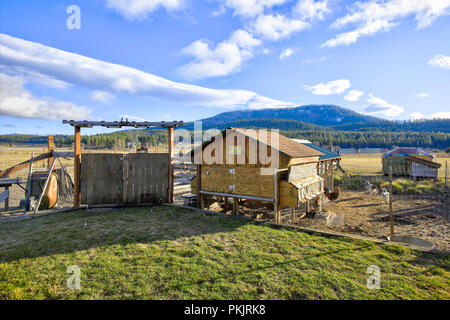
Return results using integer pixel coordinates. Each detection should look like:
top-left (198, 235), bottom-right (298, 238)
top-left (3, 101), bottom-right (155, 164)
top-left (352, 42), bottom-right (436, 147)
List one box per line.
top-left (193, 190), bottom-right (449, 252)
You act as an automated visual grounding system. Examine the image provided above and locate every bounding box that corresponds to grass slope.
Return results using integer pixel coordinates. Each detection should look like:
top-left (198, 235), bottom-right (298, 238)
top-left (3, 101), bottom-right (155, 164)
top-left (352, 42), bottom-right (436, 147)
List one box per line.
top-left (1, 206), bottom-right (449, 300)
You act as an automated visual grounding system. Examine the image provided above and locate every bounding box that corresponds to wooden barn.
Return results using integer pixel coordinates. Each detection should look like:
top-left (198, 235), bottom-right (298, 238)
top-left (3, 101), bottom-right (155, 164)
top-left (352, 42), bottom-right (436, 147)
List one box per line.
top-left (190, 128), bottom-right (325, 222)
top-left (382, 147), bottom-right (441, 180)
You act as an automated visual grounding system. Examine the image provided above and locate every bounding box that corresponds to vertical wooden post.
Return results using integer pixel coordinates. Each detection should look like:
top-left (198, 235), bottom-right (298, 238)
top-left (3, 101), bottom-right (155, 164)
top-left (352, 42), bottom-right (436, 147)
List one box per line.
top-left (48, 135), bottom-right (54, 168)
top-left (445, 160), bottom-right (448, 185)
top-left (290, 206), bottom-right (295, 221)
top-left (233, 197), bottom-right (238, 215)
top-left (330, 162), bottom-right (335, 192)
top-left (168, 127), bottom-right (174, 204)
top-left (196, 164), bottom-right (201, 208)
top-left (4, 186), bottom-right (9, 211)
top-left (274, 170), bottom-right (281, 223)
top-left (224, 196), bottom-right (228, 212)
top-left (388, 163), bottom-right (395, 241)
top-left (74, 126), bottom-right (81, 208)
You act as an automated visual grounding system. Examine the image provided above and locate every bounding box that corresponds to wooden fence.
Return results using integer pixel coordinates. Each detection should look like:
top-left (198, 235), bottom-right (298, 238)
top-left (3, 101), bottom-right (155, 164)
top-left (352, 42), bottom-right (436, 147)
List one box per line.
top-left (81, 153), bottom-right (169, 206)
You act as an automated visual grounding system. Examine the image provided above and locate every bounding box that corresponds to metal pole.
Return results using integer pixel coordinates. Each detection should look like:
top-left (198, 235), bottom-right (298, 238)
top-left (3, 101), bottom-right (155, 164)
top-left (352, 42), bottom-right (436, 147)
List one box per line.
top-left (389, 163), bottom-right (395, 241)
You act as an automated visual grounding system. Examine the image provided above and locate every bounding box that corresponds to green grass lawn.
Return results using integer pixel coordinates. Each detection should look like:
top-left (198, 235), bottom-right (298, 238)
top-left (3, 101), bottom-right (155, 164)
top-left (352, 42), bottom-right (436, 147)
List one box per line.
top-left (0, 206), bottom-right (449, 300)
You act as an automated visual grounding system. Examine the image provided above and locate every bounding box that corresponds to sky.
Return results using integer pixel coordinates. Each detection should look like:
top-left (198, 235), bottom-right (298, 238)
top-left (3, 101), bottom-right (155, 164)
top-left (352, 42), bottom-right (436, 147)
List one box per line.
top-left (0, 0), bottom-right (449, 135)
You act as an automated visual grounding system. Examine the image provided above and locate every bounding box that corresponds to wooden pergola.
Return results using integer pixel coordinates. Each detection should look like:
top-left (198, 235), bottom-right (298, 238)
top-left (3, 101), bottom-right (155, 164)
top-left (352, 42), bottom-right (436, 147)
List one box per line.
top-left (62, 119), bottom-right (184, 208)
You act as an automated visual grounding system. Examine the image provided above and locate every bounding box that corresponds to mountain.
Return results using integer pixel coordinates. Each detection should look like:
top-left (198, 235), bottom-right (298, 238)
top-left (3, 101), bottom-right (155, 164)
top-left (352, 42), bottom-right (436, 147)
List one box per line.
top-left (184, 105), bottom-right (382, 130)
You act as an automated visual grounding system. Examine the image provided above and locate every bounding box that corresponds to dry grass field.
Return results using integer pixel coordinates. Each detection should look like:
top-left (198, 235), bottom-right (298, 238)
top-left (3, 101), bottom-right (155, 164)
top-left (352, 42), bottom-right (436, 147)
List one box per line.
top-left (340, 153), bottom-right (450, 178)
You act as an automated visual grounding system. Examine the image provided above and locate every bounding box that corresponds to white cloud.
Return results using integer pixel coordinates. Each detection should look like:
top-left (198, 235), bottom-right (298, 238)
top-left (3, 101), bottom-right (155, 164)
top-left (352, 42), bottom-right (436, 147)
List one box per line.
top-left (416, 92), bottom-right (429, 98)
top-left (410, 111), bottom-right (450, 119)
top-left (363, 94), bottom-right (404, 117)
top-left (0, 65), bottom-right (71, 89)
top-left (324, 0), bottom-right (450, 47)
top-left (224, 0), bottom-right (288, 18)
top-left (0, 33), bottom-right (293, 110)
top-left (0, 73), bottom-right (91, 120)
top-left (428, 112), bottom-right (450, 119)
top-left (304, 79), bottom-right (351, 95)
top-left (428, 54), bottom-right (450, 70)
top-left (344, 89), bottom-right (364, 102)
top-left (90, 90), bottom-right (115, 103)
top-left (302, 56), bottom-right (327, 64)
top-left (279, 48), bottom-right (294, 60)
top-left (105, 0), bottom-right (184, 20)
top-left (410, 112), bottom-right (425, 119)
top-left (293, 0), bottom-right (331, 21)
top-left (322, 19), bottom-right (397, 47)
top-left (251, 14), bottom-right (310, 41)
top-left (178, 29), bottom-right (261, 79)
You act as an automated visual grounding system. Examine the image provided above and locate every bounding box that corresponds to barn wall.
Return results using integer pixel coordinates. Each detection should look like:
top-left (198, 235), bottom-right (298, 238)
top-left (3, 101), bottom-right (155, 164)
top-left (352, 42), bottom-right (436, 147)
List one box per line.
top-left (288, 163), bottom-right (317, 182)
top-left (197, 132), bottom-right (290, 169)
top-left (200, 165), bottom-right (275, 198)
top-left (411, 162), bottom-right (438, 178)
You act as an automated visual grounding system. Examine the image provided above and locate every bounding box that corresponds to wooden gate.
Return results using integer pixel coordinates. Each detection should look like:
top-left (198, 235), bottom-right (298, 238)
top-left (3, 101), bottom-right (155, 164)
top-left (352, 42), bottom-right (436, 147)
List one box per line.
top-left (81, 153), bottom-right (169, 206)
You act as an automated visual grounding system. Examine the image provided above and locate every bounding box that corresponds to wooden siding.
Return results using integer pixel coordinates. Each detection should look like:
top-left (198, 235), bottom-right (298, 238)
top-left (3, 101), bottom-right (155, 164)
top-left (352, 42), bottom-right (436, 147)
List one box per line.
top-left (199, 165), bottom-right (275, 198)
top-left (81, 153), bottom-right (168, 205)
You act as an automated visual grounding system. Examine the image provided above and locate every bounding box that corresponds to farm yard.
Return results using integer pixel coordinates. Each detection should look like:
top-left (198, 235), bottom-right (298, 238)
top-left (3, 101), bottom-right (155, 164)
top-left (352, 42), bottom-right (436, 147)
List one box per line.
top-left (0, 206), bottom-right (449, 299)
top-left (0, 143), bottom-right (449, 300)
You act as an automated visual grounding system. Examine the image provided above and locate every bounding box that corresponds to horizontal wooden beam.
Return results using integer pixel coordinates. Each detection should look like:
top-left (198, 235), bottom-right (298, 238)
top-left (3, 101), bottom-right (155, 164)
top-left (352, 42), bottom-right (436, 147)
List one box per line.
top-left (199, 190), bottom-right (274, 202)
top-left (0, 188), bottom-right (10, 202)
top-left (0, 177), bottom-right (22, 186)
top-left (0, 152), bottom-right (74, 179)
top-left (62, 120), bottom-right (184, 128)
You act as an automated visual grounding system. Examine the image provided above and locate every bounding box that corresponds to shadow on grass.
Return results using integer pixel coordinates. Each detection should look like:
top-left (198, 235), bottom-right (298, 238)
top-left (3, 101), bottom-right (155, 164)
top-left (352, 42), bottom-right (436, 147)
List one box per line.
top-left (0, 206), bottom-right (252, 262)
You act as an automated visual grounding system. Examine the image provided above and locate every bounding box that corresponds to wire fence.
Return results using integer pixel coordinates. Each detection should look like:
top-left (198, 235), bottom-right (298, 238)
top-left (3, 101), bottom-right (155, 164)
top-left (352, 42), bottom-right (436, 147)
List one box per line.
top-left (334, 159), bottom-right (449, 251)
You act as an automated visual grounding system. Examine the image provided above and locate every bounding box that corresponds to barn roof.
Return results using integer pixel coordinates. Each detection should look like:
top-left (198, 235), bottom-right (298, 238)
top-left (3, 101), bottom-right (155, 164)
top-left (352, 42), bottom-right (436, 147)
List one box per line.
top-left (231, 128), bottom-right (323, 158)
top-left (405, 155), bottom-right (441, 169)
top-left (383, 147), bottom-right (433, 158)
top-left (302, 143), bottom-right (342, 161)
top-left (191, 128), bottom-right (323, 159)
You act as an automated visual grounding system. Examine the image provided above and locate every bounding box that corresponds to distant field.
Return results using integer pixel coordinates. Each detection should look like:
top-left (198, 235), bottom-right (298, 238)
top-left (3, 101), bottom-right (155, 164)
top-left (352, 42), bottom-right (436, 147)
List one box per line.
top-left (1, 146), bottom-right (448, 179)
top-left (0, 145), bottom-right (168, 178)
top-left (340, 153), bottom-right (450, 178)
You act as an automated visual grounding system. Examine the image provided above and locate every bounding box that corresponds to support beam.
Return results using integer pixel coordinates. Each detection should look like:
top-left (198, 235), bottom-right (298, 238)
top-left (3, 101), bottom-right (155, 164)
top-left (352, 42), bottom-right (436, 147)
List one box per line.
top-left (233, 197), bottom-right (238, 215)
top-left (290, 206), bottom-right (295, 221)
top-left (168, 127), bottom-right (174, 204)
top-left (196, 165), bottom-right (201, 208)
top-left (48, 135), bottom-right (54, 168)
top-left (74, 126), bottom-right (81, 208)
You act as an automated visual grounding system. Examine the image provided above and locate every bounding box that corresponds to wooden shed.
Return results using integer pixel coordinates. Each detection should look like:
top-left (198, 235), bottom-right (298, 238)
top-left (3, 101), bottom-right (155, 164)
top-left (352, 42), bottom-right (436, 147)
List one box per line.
top-left (190, 128), bottom-right (324, 222)
top-left (382, 147), bottom-right (441, 180)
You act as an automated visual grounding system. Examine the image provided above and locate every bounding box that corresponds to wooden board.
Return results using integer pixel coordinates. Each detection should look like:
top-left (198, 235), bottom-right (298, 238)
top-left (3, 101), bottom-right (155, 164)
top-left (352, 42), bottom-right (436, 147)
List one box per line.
top-left (125, 153), bottom-right (169, 204)
top-left (81, 154), bottom-right (123, 205)
top-left (81, 153), bottom-right (169, 206)
top-left (200, 165), bottom-right (275, 198)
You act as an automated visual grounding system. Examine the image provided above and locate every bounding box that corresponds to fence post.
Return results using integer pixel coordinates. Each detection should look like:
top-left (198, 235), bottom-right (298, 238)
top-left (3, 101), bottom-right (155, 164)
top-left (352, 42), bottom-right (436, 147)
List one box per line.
top-left (389, 162), bottom-right (395, 241)
top-left (445, 160), bottom-right (448, 185)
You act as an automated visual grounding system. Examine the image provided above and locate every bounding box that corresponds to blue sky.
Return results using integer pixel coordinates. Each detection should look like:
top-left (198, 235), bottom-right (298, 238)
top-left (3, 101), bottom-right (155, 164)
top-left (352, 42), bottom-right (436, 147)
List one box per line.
top-left (1, 0), bottom-right (449, 135)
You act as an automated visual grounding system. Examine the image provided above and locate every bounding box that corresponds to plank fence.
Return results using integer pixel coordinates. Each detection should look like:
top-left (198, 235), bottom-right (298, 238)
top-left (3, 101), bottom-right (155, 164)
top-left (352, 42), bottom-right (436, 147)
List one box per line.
top-left (81, 153), bottom-right (169, 206)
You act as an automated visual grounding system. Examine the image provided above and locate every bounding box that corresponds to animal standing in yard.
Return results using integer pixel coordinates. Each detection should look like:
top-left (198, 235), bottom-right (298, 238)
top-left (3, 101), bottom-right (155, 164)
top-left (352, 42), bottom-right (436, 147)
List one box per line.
top-left (324, 185), bottom-right (340, 201)
top-left (363, 180), bottom-right (378, 196)
top-left (380, 188), bottom-right (390, 203)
